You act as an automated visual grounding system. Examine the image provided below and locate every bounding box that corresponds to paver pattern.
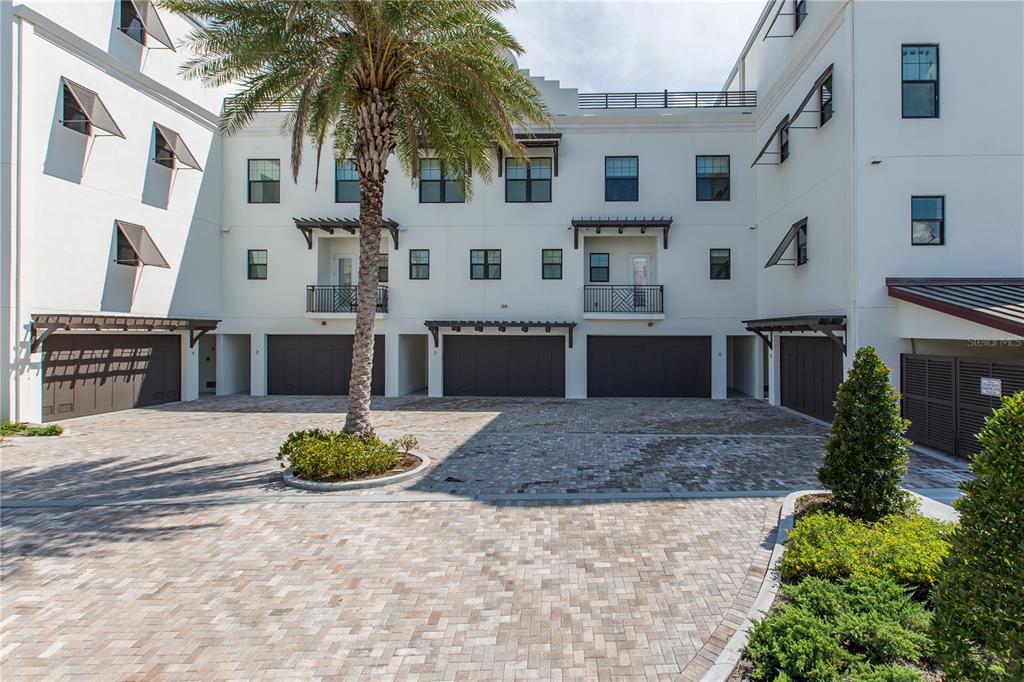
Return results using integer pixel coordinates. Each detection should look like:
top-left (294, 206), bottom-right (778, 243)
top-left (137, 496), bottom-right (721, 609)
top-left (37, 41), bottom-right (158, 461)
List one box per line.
top-left (1, 397), bottom-right (968, 680)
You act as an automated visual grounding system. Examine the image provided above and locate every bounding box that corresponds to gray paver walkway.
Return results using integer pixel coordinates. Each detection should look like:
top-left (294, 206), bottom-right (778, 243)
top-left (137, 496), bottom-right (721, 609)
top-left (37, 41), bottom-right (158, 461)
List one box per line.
top-left (0, 397), bottom-right (968, 680)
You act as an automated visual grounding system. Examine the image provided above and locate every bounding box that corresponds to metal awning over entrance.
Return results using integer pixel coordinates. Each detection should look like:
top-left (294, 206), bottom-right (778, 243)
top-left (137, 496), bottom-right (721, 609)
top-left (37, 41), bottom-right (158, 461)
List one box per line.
top-left (743, 314), bottom-right (847, 353)
top-left (570, 217), bottom-right (673, 249)
top-left (293, 217), bottom-right (401, 250)
top-left (30, 314), bottom-right (220, 352)
top-left (497, 132), bottom-right (562, 176)
top-left (886, 277), bottom-right (1024, 338)
top-left (424, 320), bottom-right (577, 348)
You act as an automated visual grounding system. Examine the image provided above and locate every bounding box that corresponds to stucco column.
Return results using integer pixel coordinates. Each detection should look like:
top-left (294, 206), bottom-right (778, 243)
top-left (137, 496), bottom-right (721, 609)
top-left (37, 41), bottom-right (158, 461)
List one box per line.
top-left (711, 333), bottom-right (727, 399)
top-left (767, 332), bottom-right (781, 406)
top-left (750, 336), bottom-right (765, 400)
top-left (250, 333), bottom-right (267, 396)
top-left (384, 333), bottom-right (399, 397)
top-left (565, 332), bottom-right (586, 398)
top-left (181, 332), bottom-right (200, 402)
top-left (17, 346), bottom-right (44, 425)
top-left (427, 334), bottom-right (443, 397)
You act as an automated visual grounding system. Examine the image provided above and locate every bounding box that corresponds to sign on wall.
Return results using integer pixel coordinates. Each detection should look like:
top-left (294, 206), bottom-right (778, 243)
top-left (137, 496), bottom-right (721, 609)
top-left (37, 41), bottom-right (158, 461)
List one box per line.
top-left (980, 377), bottom-right (1002, 397)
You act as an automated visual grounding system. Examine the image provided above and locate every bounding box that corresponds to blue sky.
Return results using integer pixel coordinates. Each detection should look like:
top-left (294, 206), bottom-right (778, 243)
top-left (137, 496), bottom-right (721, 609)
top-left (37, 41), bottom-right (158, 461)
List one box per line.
top-left (500, 0), bottom-right (766, 92)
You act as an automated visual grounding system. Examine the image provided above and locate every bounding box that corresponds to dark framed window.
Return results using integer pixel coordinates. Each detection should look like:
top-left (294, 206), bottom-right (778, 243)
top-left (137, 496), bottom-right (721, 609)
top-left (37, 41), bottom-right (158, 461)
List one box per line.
top-left (420, 159), bottom-right (465, 203)
top-left (505, 158), bottom-right (552, 202)
top-left (820, 74), bottom-right (834, 126)
top-left (794, 0), bottom-right (807, 31)
top-left (542, 249), bottom-right (562, 279)
top-left (470, 250), bottom-right (501, 280)
top-left (247, 159), bottom-right (280, 203)
top-left (61, 84), bottom-right (90, 135)
top-left (589, 253), bottom-right (610, 282)
top-left (710, 249), bottom-right (731, 280)
top-left (409, 249), bottom-right (430, 280)
top-left (911, 196), bottom-right (945, 245)
top-left (779, 125), bottom-right (790, 163)
top-left (378, 252), bottom-right (389, 283)
top-left (696, 155), bottom-right (730, 201)
top-left (247, 249), bottom-right (267, 280)
top-left (902, 45), bottom-right (939, 118)
top-left (335, 159), bottom-right (359, 203)
top-left (116, 229), bottom-right (138, 265)
top-left (796, 221), bottom-right (808, 265)
top-left (120, 0), bottom-right (146, 45)
top-left (154, 128), bottom-right (175, 168)
top-left (605, 156), bottom-right (638, 201)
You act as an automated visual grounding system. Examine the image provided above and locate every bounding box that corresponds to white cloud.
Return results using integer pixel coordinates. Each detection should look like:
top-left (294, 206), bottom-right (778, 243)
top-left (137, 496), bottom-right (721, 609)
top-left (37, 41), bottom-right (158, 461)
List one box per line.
top-left (500, 0), bottom-right (766, 92)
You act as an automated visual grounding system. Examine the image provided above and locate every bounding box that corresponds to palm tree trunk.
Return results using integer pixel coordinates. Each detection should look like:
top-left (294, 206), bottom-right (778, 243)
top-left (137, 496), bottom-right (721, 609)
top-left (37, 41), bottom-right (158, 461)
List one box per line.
top-left (344, 92), bottom-right (395, 436)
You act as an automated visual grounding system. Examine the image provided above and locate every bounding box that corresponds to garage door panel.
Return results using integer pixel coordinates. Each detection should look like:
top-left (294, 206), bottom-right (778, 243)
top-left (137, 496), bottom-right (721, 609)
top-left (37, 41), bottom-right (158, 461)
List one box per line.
top-left (42, 334), bottom-right (181, 421)
top-left (587, 336), bottom-right (711, 398)
top-left (780, 337), bottom-right (843, 422)
top-left (443, 336), bottom-right (565, 397)
top-left (267, 335), bottom-right (384, 396)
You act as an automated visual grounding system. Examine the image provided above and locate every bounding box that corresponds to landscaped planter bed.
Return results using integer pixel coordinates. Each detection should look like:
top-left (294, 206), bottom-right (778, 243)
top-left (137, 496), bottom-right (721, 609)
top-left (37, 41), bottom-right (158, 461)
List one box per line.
top-left (277, 428), bottom-right (428, 491)
top-left (281, 451), bottom-right (431, 491)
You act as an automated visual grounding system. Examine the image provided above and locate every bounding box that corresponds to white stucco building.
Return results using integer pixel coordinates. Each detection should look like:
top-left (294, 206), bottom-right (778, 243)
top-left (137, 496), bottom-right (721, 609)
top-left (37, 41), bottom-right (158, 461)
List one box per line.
top-left (2, 0), bottom-right (1021, 459)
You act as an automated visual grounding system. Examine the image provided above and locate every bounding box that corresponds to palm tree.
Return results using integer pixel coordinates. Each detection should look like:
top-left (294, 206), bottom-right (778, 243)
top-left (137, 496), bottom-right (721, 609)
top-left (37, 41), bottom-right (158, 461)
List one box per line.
top-left (164, 0), bottom-right (550, 436)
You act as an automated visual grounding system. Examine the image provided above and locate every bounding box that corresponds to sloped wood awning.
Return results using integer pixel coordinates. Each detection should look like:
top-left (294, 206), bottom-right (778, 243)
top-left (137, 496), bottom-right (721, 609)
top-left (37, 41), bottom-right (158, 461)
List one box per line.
top-left (294, 217), bottom-right (401, 250)
top-left (497, 133), bottom-right (562, 176)
top-left (424, 320), bottom-right (577, 348)
top-left (571, 217), bottom-right (673, 249)
top-left (61, 77), bottom-right (125, 138)
top-left (887, 277), bottom-right (1024, 338)
top-left (743, 314), bottom-right (847, 353)
top-left (115, 220), bottom-right (169, 268)
top-left (30, 314), bottom-right (220, 352)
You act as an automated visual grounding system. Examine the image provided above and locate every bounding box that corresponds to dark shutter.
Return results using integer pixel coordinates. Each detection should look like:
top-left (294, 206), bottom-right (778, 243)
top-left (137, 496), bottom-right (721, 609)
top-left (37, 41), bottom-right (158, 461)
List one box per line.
top-left (901, 354), bottom-right (956, 454)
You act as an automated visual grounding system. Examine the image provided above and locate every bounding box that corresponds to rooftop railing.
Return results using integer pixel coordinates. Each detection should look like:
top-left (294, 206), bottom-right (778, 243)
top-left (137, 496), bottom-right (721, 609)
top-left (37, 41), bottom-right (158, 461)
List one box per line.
top-left (578, 90), bottom-right (757, 109)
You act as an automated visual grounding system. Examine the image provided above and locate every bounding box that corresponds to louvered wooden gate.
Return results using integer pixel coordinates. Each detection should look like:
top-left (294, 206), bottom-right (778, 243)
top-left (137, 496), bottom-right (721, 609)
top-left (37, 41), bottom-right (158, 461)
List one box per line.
top-left (902, 353), bottom-right (1024, 458)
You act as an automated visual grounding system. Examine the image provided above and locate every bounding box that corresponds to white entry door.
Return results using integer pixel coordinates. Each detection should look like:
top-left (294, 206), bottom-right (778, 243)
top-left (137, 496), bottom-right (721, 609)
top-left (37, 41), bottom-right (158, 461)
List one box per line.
top-left (338, 257), bottom-right (355, 285)
top-left (629, 254), bottom-right (653, 312)
top-left (337, 256), bottom-right (356, 311)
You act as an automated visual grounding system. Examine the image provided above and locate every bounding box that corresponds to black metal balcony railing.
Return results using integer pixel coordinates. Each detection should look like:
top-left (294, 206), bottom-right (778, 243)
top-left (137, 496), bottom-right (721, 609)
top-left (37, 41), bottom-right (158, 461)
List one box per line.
top-left (584, 285), bottom-right (664, 314)
top-left (306, 285), bottom-right (388, 314)
top-left (578, 90), bottom-right (757, 109)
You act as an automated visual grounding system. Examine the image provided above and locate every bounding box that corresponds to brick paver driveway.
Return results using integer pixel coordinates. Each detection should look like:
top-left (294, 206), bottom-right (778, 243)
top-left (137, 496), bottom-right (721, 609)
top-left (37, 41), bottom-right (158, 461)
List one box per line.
top-left (1, 397), bottom-right (967, 680)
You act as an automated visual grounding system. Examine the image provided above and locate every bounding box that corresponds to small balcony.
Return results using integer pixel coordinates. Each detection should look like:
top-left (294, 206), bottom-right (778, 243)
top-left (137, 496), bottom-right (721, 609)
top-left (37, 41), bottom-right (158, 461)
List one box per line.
top-left (306, 285), bottom-right (389, 317)
top-left (584, 285), bottom-right (665, 319)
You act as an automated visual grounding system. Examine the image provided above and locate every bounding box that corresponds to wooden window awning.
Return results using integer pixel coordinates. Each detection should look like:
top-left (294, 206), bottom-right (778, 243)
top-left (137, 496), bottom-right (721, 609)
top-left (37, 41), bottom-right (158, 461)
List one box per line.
top-left (765, 217), bottom-right (807, 267)
top-left (751, 115), bottom-right (790, 166)
top-left (115, 220), bottom-right (169, 268)
top-left (154, 123), bottom-right (202, 170)
top-left (743, 314), bottom-right (847, 353)
top-left (790, 64), bottom-right (835, 128)
top-left (424, 320), bottom-right (577, 348)
top-left (61, 77), bottom-right (125, 138)
top-left (125, 0), bottom-right (175, 50)
top-left (498, 132), bottom-right (562, 177)
top-left (30, 314), bottom-right (219, 352)
top-left (887, 277), bottom-right (1024, 338)
top-left (293, 217), bottom-right (401, 250)
top-left (570, 217), bottom-right (673, 249)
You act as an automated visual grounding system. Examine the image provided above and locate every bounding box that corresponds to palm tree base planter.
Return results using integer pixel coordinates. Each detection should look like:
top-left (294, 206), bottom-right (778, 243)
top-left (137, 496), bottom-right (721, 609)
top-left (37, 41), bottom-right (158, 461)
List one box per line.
top-left (281, 453), bottom-right (431, 492)
top-left (704, 488), bottom-right (958, 682)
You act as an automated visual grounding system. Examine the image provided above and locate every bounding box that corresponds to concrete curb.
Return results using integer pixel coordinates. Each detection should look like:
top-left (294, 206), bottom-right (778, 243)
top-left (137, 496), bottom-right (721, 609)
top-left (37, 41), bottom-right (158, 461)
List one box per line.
top-left (701, 488), bottom-right (959, 682)
top-left (280, 453), bottom-right (431, 492)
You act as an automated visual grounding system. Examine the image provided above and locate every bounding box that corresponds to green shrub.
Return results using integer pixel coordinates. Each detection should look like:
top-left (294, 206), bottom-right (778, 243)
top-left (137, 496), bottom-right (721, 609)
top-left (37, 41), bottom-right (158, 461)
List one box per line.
top-left (781, 512), bottom-right (951, 593)
top-left (0, 422), bottom-right (63, 440)
top-left (746, 575), bottom-right (932, 681)
top-left (931, 391), bottom-right (1024, 682)
top-left (818, 347), bottom-right (914, 521)
top-left (276, 429), bottom-right (417, 481)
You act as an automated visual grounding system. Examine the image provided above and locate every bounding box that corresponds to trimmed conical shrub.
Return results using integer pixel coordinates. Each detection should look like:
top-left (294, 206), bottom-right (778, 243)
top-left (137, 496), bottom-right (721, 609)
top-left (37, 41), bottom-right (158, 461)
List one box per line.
top-left (931, 391), bottom-right (1024, 681)
top-left (818, 346), bottom-right (912, 520)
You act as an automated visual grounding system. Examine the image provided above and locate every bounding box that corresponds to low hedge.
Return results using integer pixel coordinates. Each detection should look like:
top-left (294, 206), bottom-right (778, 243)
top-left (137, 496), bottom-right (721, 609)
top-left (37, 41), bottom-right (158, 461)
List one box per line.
top-left (780, 511), bottom-right (951, 594)
top-left (745, 575), bottom-right (931, 682)
top-left (276, 429), bottom-right (416, 481)
top-left (0, 422), bottom-right (63, 440)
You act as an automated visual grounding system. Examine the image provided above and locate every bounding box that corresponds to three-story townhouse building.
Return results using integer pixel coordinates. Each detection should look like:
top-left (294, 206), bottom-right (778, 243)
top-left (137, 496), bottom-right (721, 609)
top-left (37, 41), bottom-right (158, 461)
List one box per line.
top-left (3, 0), bottom-right (1021, 461)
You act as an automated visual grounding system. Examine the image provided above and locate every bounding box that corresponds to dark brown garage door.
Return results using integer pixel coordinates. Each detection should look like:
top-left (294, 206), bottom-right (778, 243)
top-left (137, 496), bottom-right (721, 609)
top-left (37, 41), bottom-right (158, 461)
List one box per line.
top-left (903, 354), bottom-right (1024, 458)
top-left (42, 334), bottom-right (181, 421)
top-left (267, 335), bottom-right (384, 395)
top-left (443, 336), bottom-right (565, 397)
top-left (587, 336), bottom-right (711, 398)
top-left (780, 337), bottom-right (843, 422)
